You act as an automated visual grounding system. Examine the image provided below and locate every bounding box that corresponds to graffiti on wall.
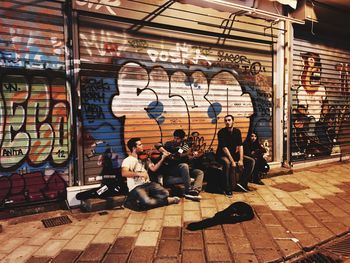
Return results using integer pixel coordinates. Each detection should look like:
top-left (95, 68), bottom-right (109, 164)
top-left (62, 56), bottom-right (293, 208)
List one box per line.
top-left (0, 75), bottom-right (71, 205)
top-left (292, 52), bottom-right (350, 158)
top-left (0, 20), bottom-right (65, 70)
top-left (80, 30), bottom-right (273, 177)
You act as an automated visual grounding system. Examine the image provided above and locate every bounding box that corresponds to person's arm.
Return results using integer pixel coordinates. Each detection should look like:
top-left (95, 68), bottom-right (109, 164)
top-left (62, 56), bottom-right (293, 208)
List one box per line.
top-left (222, 147), bottom-right (236, 167)
top-left (148, 152), bottom-right (170, 172)
top-left (121, 167), bottom-right (149, 180)
top-left (238, 145), bottom-right (244, 167)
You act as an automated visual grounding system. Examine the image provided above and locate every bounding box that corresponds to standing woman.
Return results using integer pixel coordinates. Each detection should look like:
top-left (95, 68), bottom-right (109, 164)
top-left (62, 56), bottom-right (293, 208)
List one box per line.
top-left (243, 133), bottom-right (269, 185)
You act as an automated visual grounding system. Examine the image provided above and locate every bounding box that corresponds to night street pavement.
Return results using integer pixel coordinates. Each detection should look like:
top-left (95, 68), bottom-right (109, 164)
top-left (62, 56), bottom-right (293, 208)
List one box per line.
top-left (1, 161), bottom-right (350, 263)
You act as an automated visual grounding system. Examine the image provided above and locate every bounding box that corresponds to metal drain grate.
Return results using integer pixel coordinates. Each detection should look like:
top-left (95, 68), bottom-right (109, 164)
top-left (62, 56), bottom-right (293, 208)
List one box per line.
top-left (293, 252), bottom-right (342, 263)
top-left (324, 235), bottom-right (350, 258)
top-left (41, 215), bottom-right (72, 228)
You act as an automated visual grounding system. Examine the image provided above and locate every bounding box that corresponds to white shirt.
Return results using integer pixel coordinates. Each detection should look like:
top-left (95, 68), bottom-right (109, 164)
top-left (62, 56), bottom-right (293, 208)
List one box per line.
top-left (121, 155), bottom-right (150, 191)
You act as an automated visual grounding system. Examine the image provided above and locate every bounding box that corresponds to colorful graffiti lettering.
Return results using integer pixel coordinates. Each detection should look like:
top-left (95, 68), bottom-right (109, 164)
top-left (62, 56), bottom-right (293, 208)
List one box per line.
top-left (111, 62), bottom-right (255, 152)
top-left (147, 43), bottom-right (212, 66)
top-left (0, 76), bottom-right (71, 169)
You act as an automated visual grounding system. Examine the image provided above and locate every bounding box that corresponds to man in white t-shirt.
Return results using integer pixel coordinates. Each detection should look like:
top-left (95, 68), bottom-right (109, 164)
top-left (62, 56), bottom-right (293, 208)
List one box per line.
top-left (122, 137), bottom-right (180, 211)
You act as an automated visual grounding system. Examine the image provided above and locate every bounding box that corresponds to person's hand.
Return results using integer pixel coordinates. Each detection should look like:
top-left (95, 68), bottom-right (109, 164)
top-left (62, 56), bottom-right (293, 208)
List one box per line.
top-left (238, 160), bottom-right (244, 168)
top-left (230, 161), bottom-right (236, 168)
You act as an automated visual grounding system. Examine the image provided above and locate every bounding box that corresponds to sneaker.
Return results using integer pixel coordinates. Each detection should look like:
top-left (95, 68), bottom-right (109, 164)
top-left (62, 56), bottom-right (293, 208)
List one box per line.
top-left (168, 196), bottom-right (181, 205)
top-left (224, 190), bottom-right (233, 197)
top-left (236, 184), bottom-right (249, 192)
top-left (187, 188), bottom-right (200, 196)
top-left (184, 194), bottom-right (202, 201)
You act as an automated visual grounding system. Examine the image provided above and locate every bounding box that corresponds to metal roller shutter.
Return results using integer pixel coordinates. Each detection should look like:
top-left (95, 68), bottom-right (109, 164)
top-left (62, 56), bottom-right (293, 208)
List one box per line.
top-left (75, 1), bottom-right (275, 184)
top-left (291, 38), bottom-right (350, 162)
top-left (0, 0), bottom-right (70, 207)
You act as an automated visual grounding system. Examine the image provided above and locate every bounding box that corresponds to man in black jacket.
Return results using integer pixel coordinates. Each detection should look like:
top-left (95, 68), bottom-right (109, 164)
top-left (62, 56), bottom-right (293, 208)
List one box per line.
top-left (216, 115), bottom-right (255, 196)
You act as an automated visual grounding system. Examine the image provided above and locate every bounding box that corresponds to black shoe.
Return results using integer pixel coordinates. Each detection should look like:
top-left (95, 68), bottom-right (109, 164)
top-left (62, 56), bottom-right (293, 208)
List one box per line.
top-left (253, 180), bottom-right (264, 185)
top-left (236, 184), bottom-right (250, 192)
top-left (224, 190), bottom-right (233, 197)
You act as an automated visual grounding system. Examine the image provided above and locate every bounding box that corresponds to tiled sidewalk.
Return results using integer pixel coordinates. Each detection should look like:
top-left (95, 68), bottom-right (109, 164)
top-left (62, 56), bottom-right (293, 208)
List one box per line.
top-left (1, 161), bottom-right (350, 263)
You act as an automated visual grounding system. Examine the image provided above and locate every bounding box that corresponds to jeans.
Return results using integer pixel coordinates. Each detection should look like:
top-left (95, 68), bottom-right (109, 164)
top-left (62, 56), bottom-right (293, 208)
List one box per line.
top-left (163, 163), bottom-right (204, 192)
top-left (219, 155), bottom-right (255, 191)
top-left (125, 182), bottom-right (169, 211)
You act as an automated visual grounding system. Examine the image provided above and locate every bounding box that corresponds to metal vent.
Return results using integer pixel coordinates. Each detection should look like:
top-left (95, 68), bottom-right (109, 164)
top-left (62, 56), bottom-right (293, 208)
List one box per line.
top-left (323, 235), bottom-right (350, 258)
top-left (293, 252), bottom-right (341, 263)
top-left (41, 215), bottom-right (72, 228)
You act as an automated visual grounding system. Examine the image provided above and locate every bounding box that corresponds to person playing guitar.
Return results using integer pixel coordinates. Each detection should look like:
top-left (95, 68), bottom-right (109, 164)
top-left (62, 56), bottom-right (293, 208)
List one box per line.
top-left (157, 129), bottom-right (204, 201)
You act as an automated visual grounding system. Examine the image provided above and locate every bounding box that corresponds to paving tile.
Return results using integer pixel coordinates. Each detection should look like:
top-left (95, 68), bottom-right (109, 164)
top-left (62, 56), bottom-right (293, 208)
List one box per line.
top-left (183, 211), bottom-right (201, 222)
top-left (165, 203), bottom-right (183, 215)
top-left (25, 256), bottom-right (52, 263)
top-left (161, 227), bottom-right (182, 240)
top-left (128, 246), bottom-right (155, 263)
top-left (142, 219), bottom-right (163, 231)
top-left (77, 243), bottom-right (110, 262)
top-left (257, 213), bottom-right (281, 226)
top-left (157, 240), bottom-right (180, 258)
top-left (183, 201), bottom-right (200, 211)
top-left (298, 214), bottom-right (323, 228)
top-left (54, 226), bottom-right (83, 239)
top-left (292, 232), bottom-right (318, 250)
top-left (182, 250), bottom-right (206, 263)
top-left (266, 226), bottom-right (293, 238)
top-left (111, 209), bottom-right (131, 218)
top-left (227, 236), bottom-right (254, 254)
top-left (135, 231), bottom-right (159, 246)
top-left (153, 258), bottom-right (179, 263)
top-left (26, 230), bottom-right (55, 246)
top-left (308, 227), bottom-right (334, 242)
top-left (275, 239), bottom-right (301, 259)
top-left (103, 218), bottom-right (126, 229)
top-left (322, 222), bottom-right (348, 235)
top-left (126, 213), bottom-right (146, 224)
top-left (222, 223), bottom-right (245, 237)
top-left (64, 234), bottom-right (94, 251)
top-left (163, 215), bottom-right (182, 227)
top-left (253, 247), bottom-right (282, 263)
top-left (0, 237), bottom-right (27, 253)
top-left (1, 245), bottom-right (39, 263)
top-left (118, 224), bottom-right (142, 237)
top-left (200, 207), bottom-right (217, 218)
top-left (102, 253), bottom-right (129, 263)
top-left (232, 253), bottom-right (259, 263)
top-left (51, 250), bottom-right (82, 263)
top-left (34, 239), bottom-right (69, 257)
top-left (109, 237), bottom-right (135, 254)
top-left (246, 231), bottom-right (276, 249)
top-left (200, 199), bottom-right (216, 208)
top-left (203, 229), bottom-right (226, 244)
top-left (182, 232), bottom-right (204, 250)
top-left (91, 228), bottom-right (120, 244)
top-left (147, 207), bottom-right (165, 219)
top-left (80, 221), bottom-right (106, 235)
top-left (206, 244), bottom-right (232, 262)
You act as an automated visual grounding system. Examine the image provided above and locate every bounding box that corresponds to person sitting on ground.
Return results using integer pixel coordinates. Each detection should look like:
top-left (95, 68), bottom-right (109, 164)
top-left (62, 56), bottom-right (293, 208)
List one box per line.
top-left (157, 129), bottom-right (204, 201)
top-left (216, 115), bottom-right (255, 196)
top-left (243, 132), bottom-right (269, 185)
top-left (121, 137), bottom-right (180, 211)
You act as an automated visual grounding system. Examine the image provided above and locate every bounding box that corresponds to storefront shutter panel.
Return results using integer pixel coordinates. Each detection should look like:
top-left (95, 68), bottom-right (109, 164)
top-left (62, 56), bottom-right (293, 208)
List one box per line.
top-left (291, 38), bottom-right (350, 161)
top-left (78, 9), bottom-right (274, 183)
top-left (0, 1), bottom-right (69, 206)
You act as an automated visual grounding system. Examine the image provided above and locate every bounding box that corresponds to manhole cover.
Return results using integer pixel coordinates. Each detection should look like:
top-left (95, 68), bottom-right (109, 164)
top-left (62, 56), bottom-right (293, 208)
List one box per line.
top-left (41, 215), bottom-right (72, 228)
top-left (272, 182), bottom-right (309, 192)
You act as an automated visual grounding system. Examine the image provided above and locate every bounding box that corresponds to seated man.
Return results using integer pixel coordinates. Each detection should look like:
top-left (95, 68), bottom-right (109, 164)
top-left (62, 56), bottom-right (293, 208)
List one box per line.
top-left (122, 137), bottom-right (180, 211)
top-left (158, 129), bottom-right (204, 200)
top-left (216, 115), bottom-right (255, 196)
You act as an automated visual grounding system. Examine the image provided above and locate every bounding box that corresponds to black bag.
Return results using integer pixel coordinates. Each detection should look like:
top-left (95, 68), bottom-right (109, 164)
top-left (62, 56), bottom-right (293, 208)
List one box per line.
top-left (259, 158), bottom-right (270, 173)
